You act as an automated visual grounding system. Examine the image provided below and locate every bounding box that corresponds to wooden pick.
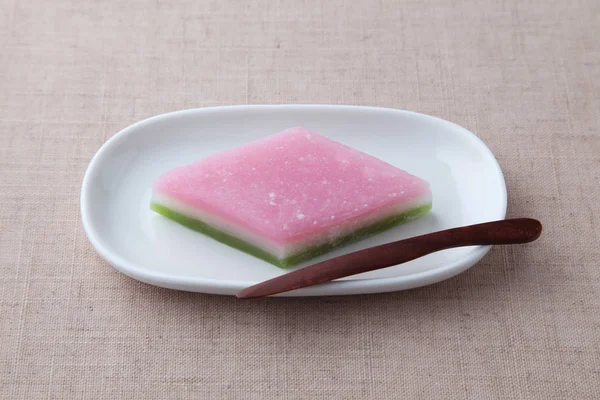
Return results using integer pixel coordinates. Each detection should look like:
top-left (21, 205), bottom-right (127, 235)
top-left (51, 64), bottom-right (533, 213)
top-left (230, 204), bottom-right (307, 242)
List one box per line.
top-left (237, 218), bottom-right (542, 299)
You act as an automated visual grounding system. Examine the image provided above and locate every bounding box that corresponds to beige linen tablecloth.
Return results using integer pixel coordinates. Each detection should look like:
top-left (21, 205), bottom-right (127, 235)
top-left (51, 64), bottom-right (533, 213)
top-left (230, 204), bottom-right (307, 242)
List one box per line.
top-left (1, 0), bottom-right (599, 398)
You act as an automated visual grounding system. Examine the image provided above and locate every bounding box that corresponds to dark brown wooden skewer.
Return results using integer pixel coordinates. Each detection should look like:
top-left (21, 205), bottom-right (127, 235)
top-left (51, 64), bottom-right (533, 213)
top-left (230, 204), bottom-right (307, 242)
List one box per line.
top-left (236, 218), bottom-right (542, 299)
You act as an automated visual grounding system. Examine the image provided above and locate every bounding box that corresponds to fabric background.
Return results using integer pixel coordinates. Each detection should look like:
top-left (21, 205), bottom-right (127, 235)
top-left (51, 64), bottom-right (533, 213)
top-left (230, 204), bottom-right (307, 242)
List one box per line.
top-left (1, 0), bottom-right (599, 398)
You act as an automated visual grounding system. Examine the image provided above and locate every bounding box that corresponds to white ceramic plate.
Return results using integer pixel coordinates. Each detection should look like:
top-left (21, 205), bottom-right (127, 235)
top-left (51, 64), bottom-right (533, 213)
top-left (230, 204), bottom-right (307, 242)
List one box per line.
top-left (81, 105), bottom-right (506, 296)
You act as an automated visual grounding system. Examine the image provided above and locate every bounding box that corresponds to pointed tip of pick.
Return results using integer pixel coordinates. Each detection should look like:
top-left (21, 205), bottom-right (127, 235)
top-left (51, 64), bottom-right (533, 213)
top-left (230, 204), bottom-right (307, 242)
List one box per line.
top-left (237, 277), bottom-right (287, 299)
top-left (236, 287), bottom-right (261, 299)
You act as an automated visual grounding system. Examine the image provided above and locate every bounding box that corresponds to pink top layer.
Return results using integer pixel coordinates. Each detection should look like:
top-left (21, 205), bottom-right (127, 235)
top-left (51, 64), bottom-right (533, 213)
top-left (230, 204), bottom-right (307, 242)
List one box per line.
top-left (153, 128), bottom-right (431, 244)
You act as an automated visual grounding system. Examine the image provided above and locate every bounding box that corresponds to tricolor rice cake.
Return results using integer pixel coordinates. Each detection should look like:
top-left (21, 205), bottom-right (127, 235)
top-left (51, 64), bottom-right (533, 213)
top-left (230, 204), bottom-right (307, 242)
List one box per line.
top-left (151, 128), bottom-right (432, 268)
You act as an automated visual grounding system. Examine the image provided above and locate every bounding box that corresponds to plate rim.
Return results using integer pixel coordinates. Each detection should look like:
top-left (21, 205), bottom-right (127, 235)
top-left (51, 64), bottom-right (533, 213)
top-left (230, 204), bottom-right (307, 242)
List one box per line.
top-left (80, 105), bottom-right (507, 296)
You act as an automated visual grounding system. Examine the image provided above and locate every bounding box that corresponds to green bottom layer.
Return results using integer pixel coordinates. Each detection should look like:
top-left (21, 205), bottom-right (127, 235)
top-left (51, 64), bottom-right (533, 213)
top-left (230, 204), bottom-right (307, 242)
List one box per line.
top-left (150, 202), bottom-right (432, 268)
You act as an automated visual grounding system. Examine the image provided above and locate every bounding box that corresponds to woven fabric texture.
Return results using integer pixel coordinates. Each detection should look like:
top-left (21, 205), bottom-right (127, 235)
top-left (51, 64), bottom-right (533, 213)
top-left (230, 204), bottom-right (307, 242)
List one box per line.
top-left (1, 0), bottom-right (599, 398)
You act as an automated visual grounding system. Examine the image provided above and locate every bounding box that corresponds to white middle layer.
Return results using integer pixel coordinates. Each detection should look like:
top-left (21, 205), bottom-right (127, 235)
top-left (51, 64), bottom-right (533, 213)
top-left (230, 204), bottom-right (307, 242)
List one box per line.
top-left (152, 191), bottom-right (431, 259)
